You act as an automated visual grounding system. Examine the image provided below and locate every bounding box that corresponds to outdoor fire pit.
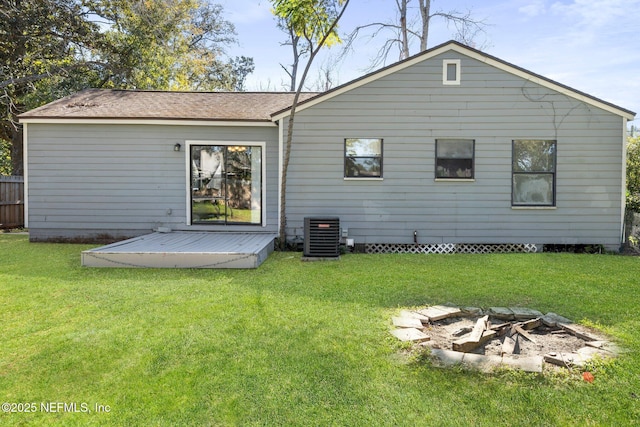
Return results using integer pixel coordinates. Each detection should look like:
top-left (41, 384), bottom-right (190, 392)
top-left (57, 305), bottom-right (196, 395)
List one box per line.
top-left (391, 305), bottom-right (620, 373)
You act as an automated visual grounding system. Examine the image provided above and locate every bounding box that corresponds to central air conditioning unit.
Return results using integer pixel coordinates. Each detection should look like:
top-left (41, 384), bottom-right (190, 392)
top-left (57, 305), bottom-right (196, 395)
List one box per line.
top-left (303, 217), bottom-right (340, 258)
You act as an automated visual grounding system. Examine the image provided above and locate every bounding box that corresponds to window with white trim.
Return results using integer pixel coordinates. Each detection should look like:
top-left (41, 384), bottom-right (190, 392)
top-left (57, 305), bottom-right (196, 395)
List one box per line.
top-left (512, 139), bottom-right (557, 206)
top-left (344, 138), bottom-right (382, 178)
top-left (443, 59), bottom-right (461, 85)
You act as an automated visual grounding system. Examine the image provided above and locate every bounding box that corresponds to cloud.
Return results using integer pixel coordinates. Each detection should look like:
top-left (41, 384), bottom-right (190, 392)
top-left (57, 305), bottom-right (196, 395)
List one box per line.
top-left (519, 0), bottom-right (547, 17)
top-left (550, 0), bottom-right (639, 27)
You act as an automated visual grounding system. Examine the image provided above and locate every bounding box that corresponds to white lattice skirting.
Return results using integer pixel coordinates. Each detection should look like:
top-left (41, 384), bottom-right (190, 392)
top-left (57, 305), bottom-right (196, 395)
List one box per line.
top-left (364, 243), bottom-right (539, 254)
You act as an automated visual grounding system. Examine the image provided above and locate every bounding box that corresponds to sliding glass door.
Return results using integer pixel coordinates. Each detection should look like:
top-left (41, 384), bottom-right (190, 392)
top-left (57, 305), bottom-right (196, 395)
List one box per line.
top-left (190, 144), bottom-right (262, 225)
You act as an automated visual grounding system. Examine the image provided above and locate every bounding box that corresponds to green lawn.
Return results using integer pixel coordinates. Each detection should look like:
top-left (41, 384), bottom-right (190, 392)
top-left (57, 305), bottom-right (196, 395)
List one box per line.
top-left (1, 233), bottom-right (639, 426)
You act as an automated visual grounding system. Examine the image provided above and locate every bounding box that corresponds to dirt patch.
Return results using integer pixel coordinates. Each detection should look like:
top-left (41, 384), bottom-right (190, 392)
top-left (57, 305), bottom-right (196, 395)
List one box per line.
top-left (391, 305), bottom-right (620, 373)
top-left (425, 315), bottom-right (588, 357)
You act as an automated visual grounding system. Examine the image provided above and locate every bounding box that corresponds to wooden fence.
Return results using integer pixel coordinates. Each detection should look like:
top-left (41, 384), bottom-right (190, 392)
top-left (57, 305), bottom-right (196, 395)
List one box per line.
top-left (0, 176), bottom-right (24, 229)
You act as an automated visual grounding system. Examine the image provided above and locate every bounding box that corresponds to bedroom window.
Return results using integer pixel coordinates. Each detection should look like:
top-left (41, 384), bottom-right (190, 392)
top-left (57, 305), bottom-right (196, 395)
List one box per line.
top-left (512, 139), bottom-right (556, 206)
top-left (435, 139), bottom-right (474, 179)
top-left (345, 138), bottom-right (383, 178)
top-left (443, 59), bottom-right (461, 85)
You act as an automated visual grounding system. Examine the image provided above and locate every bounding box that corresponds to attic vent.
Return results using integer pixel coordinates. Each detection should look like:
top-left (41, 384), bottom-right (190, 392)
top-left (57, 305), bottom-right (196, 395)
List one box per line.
top-left (304, 217), bottom-right (340, 258)
top-left (443, 59), bottom-right (461, 85)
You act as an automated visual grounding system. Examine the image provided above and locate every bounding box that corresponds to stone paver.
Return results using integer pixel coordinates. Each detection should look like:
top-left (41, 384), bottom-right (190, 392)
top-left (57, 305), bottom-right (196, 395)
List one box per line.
top-left (430, 349), bottom-right (464, 367)
top-left (544, 352), bottom-right (590, 368)
top-left (541, 312), bottom-right (572, 327)
top-left (461, 353), bottom-right (503, 373)
top-left (509, 307), bottom-right (543, 320)
top-left (501, 355), bottom-right (544, 373)
top-left (392, 316), bottom-right (424, 329)
top-left (559, 323), bottom-right (603, 342)
top-left (390, 328), bottom-right (430, 343)
top-left (418, 305), bottom-right (461, 321)
top-left (487, 307), bottom-right (515, 320)
top-left (399, 310), bottom-right (429, 321)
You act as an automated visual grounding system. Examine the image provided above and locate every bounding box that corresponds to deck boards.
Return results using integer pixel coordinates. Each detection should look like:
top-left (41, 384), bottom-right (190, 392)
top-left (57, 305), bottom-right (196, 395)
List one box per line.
top-left (81, 232), bottom-right (276, 268)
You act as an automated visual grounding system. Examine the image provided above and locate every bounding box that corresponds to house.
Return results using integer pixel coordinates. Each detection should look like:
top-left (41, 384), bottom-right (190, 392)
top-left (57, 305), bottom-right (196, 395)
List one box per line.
top-left (19, 41), bottom-right (636, 255)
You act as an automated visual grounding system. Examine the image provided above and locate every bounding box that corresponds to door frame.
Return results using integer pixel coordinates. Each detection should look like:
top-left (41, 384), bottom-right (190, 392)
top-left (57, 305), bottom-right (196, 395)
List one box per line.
top-left (185, 140), bottom-right (267, 227)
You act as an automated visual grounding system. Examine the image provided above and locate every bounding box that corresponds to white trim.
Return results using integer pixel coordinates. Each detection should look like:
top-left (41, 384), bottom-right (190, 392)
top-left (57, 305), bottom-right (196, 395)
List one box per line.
top-left (621, 118), bottom-right (628, 243)
top-left (511, 206), bottom-right (557, 210)
top-left (22, 123), bottom-right (29, 228)
top-left (271, 42), bottom-right (635, 122)
top-left (185, 140), bottom-right (267, 227)
top-left (443, 59), bottom-right (461, 85)
top-left (18, 118), bottom-right (276, 127)
top-left (343, 178), bottom-right (384, 182)
top-left (434, 178), bottom-right (475, 183)
top-left (277, 120), bottom-right (284, 236)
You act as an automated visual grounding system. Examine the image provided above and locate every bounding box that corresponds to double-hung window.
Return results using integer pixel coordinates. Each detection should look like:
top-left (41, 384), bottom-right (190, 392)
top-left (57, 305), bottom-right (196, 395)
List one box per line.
top-left (435, 139), bottom-right (474, 179)
top-left (512, 139), bottom-right (557, 206)
top-left (344, 138), bottom-right (383, 178)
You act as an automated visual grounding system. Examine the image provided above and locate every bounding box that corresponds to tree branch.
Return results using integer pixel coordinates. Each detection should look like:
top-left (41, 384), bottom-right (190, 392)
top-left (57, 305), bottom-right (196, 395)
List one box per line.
top-left (0, 61), bottom-right (109, 90)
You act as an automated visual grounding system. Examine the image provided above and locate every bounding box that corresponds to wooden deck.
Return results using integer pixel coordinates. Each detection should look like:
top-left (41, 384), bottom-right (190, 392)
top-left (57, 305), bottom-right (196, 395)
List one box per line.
top-left (81, 232), bottom-right (276, 269)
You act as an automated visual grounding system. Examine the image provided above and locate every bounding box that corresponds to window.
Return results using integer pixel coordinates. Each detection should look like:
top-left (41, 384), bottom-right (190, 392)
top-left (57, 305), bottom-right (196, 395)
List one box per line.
top-left (443, 59), bottom-right (461, 85)
top-left (435, 139), bottom-right (474, 179)
top-left (190, 144), bottom-right (263, 224)
top-left (345, 138), bottom-right (382, 178)
top-left (512, 140), bottom-right (556, 206)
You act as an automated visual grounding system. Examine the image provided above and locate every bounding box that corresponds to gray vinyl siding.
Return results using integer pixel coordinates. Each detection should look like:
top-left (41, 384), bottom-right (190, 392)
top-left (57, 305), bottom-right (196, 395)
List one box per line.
top-left (284, 51), bottom-right (625, 249)
top-left (27, 123), bottom-right (279, 241)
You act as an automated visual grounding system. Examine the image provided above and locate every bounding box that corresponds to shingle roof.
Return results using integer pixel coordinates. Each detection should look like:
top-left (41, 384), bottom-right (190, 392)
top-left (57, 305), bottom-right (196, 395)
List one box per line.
top-left (19, 89), bottom-right (319, 122)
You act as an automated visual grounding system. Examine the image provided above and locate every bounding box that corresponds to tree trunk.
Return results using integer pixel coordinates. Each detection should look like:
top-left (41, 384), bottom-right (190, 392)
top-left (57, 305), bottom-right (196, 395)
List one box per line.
top-left (418, 0), bottom-right (431, 52)
top-left (278, 0), bottom-right (350, 249)
top-left (288, 28), bottom-right (300, 92)
top-left (10, 125), bottom-right (23, 176)
top-left (398, 0), bottom-right (409, 59)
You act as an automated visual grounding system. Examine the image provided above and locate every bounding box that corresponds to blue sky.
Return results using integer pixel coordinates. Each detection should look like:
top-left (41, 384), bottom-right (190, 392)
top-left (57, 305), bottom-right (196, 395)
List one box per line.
top-left (220, 0), bottom-right (639, 120)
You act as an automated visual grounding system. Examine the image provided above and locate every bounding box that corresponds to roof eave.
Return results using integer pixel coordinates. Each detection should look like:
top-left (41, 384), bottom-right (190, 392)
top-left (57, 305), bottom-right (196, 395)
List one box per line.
top-left (18, 117), bottom-right (277, 127)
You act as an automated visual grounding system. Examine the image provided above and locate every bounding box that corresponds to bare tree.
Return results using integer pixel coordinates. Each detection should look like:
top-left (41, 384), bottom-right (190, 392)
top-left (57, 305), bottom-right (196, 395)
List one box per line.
top-left (277, 19), bottom-right (309, 91)
top-left (306, 58), bottom-right (338, 92)
top-left (344, 0), bottom-right (487, 69)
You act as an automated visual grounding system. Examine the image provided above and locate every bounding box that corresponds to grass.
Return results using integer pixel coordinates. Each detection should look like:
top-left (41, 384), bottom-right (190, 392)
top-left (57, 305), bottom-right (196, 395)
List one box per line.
top-left (1, 233), bottom-right (639, 426)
